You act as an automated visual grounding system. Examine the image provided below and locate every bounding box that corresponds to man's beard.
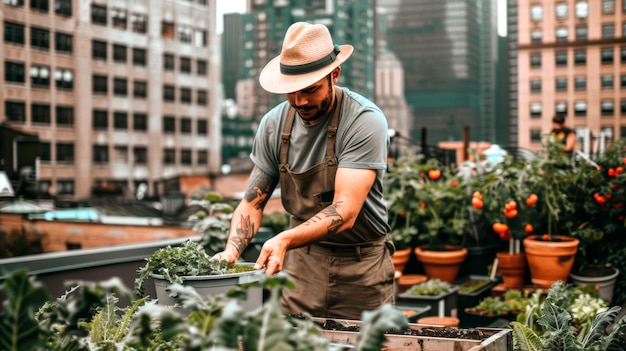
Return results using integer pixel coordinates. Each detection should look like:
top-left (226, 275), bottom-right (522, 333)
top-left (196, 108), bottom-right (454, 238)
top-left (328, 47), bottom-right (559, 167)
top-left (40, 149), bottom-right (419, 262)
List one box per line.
top-left (293, 85), bottom-right (334, 124)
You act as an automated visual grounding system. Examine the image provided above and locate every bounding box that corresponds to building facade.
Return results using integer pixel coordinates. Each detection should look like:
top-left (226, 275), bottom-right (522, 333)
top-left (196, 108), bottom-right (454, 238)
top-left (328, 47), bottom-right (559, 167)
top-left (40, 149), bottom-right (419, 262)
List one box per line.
top-left (516, 0), bottom-right (626, 152)
top-left (1, 0), bottom-right (222, 200)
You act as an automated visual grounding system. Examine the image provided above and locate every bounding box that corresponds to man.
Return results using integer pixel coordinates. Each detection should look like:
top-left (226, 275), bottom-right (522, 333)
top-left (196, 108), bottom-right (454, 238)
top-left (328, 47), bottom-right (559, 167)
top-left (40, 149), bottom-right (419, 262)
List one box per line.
top-left (212, 22), bottom-right (395, 320)
top-left (550, 114), bottom-right (576, 153)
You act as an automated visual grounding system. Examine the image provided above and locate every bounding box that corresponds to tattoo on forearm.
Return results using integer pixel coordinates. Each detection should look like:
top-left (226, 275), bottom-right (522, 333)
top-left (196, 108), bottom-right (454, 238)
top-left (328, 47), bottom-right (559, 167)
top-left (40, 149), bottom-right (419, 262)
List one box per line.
top-left (304, 202), bottom-right (344, 235)
top-left (228, 214), bottom-right (255, 254)
top-left (244, 168), bottom-right (276, 210)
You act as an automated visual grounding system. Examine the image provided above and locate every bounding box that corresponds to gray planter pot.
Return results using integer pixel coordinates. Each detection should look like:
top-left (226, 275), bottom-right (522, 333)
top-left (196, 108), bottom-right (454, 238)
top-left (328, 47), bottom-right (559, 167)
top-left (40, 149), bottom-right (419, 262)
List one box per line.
top-left (570, 267), bottom-right (619, 304)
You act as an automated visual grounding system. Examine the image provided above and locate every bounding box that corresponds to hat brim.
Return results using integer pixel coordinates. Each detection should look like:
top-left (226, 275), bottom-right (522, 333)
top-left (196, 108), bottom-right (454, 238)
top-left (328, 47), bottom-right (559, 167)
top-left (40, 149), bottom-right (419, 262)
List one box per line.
top-left (259, 44), bottom-right (353, 94)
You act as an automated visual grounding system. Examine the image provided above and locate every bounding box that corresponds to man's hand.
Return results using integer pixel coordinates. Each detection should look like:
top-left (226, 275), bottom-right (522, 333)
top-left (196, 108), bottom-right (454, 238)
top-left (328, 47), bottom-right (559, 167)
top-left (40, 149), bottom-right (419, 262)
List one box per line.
top-left (211, 246), bottom-right (240, 265)
top-left (254, 235), bottom-right (289, 275)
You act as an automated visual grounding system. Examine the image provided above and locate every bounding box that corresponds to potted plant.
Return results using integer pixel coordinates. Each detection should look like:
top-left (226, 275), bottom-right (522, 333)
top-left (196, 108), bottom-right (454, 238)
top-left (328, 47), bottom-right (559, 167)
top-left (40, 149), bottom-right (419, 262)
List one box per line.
top-left (385, 154), bottom-right (470, 283)
top-left (567, 138), bottom-right (626, 304)
top-left (396, 278), bottom-right (460, 318)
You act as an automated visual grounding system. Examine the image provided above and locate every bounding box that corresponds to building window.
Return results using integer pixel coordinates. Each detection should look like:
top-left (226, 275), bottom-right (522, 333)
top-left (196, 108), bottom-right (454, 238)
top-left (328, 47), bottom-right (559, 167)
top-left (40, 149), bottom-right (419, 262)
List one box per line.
top-left (621, 47), bottom-right (626, 63)
top-left (555, 27), bottom-right (568, 42)
top-left (621, 75), bottom-right (626, 89)
top-left (30, 65), bottom-right (50, 87)
top-left (531, 29), bottom-right (542, 43)
top-left (555, 101), bottom-right (567, 115)
top-left (5, 101), bottom-right (26, 122)
top-left (93, 109), bottom-right (108, 129)
top-left (113, 44), bottom-right (127, 63)
top-left (92, 40), bottom-right (107, 60)
top-left (55, 0), bottom-right (72, 17)
top-left (575, 25), bottom-right (587, 40)
top-left (180, 87), bottom-right (192, 104)
top-left (111, 7), bottom-right (127, 30)
top-left (180, 117), bottom-right (192, 134)
top-left (56, 143), bottom-right (74, 162)
top-left (198, 150), bottom-right (208, 165)
top-left (162, 21), bottom-right (175, 39)
top-left (56, 106), bottom-right (74, 126)
top-left (31, 27), bottom-right (50, 50)
top-left (163, 53), bottom-right (175, 70)
top-left (93, 75), bottom-right (108, 94)
top-left (133, 113), bottom-right (147, 131)
top-left (132, 48), bottom-right (146, 66)
top-left (32, 104), bottom-right (51, 124)
top-left (602, 24), bottom-right (615, 38)
top-left (181, 149), bottom-right (192, 165)
top-left (530, 103), bottom-right (542, 118)
top-left (93, 145), bottom-right (108, 164)
top-left (3, 0), bottom-right (24, 7)
top-left (530, 52), bottom-right (541, 67)
top-left (555, 51), bottom-right (567, 66)
top-left (163, 115), bottom-right (176, 133)
top-left (530, 129), bottom-right (542, 143)
top-left (576, 1), bottom-right (588, 19)
top-left (621, 99), bottom-right (626, 114)
top-left (55, 32), bottom-right (72, 53)
top-left (113, 111), bottom-right (127, 129)
top-left (194, 29), bottom-right (207, 47)
top-left (54, 68), bottom-right (73, 89)
top-left (601, 48), bottom-right (614, 64)
top-left (603, 0), bottom-right (615, 14)
top-left (530, 79), bottom-right (541, 93)
top-left (133, 146), bottom-right (147, 164)
top-left (574, 50), bottom-right (586, 65)
top-left (113, 145), bottom-right (128, 163)
top-left (197, 120), bottom-right (207, 135)
top-left (197, 59), bottom-right (207, 75)
top-left (555, 3), bottom-right (568, 18)
top-left (531, 5), bottom-right (543, 21)
top-left (113, 77), bottom-right (127, 96)
top-left (91, 3), bottom-right (107, 25)
top-left (163, 85), bottom-right (175, 102)
top-left (555, 77), bottom-right (567, 91)
top-left (163, 148), bottom-right (176, 164)
top-left (601, 99), bottom-right (614, 116)
top-left (178, 25), bottom-right (193, 43)
top-left (197, 89), bottom-right (208, 105)
top-left (574, 100), bottom-right (587, 116)
top-left (131, 13), bottom-right (147, 33)
top-left (133, 80), bottom-right (147, 98)
top-left (180, 57), bottom-right (191, 73)
top-left (602, 74), bottom-right (614, 89)
top-left (4, 21), bottom-right (25, 44)
top-left (5, 61), bottom-right (25, 83)
top-left (57, 180), bottom-right (74, 195)
top-left (574, 76), bottom-right (587, 91)
top-left (39, 143), bottom-right (50, 161)
top-left (30, 0), bottom-right (48, 12)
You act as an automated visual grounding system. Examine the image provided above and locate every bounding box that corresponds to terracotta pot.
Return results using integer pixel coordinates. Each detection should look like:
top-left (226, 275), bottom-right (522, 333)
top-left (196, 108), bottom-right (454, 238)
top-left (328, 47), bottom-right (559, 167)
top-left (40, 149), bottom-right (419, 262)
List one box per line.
top-left (414, 246), bottom-right (468, 283)
top-left (523, 235), bottom-right (579, 288)
top-left (397, 274), bottom-right (428, 294)
top-left (392, 247), bottom-right (412, 274)
top-left (570, 266), bottom-right (619, 303)
top-left (496, 252), bottom-right (527, 288)
top-left (417, 316), bottom-right (460, 327)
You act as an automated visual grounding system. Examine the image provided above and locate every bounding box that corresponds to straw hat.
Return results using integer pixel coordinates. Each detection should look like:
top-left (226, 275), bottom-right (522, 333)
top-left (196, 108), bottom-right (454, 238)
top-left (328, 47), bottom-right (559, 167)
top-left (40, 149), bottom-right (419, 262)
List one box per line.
top-left (259, 22), bottom-right (353, 94)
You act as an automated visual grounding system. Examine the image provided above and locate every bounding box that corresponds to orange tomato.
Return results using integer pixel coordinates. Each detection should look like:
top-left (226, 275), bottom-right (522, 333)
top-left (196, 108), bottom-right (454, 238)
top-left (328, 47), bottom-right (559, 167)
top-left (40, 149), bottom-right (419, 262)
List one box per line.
top-left (492, 222), bottom-right (509, 234)
top-left (526, 194), bottom-right (538, 206)
top-left (472, 191), bottom-right (483, 200)
top-left (504, 209), bottom-right (518, 218)
top-left (420, 202), bottom-right (426, 208)
top-left (524, 224), bottom-right (533, 233)
top-left (451, 181), bottom-right (458, 187)
top-left (428, 169), bottom-right (441, 180)
top-left (471, 197), bottom-right (483, 209)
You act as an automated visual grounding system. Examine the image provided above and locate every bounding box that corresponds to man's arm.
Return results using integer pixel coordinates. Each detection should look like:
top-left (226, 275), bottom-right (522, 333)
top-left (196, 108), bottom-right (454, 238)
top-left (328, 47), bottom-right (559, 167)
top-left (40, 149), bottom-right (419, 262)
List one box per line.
top-left (564, 131), bottom-right (576, 152)
top-left (214, 166), bottom-right (278, 264)
top-left (255, 167), bottom-right (375, 274)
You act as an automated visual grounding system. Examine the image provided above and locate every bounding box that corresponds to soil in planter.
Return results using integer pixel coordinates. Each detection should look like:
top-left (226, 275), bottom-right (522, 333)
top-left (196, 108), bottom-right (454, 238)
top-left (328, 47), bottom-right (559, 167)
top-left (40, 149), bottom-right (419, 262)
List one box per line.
top-left (316, 319), bottom-right (485, 340)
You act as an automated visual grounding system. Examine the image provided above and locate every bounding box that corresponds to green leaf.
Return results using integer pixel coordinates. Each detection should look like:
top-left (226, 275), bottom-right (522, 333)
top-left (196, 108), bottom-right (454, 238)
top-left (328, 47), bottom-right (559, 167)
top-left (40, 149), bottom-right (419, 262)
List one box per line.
top-left (353, 304), bottom-right (408, 351)
top-left (510, 321), bottom-right (544, 351)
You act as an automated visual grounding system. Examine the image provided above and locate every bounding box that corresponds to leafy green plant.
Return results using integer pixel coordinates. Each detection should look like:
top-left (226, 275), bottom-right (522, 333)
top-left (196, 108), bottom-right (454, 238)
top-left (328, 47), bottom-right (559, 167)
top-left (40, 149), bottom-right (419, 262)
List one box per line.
top-left (404, 278), bottom-right (451, 296)
top-left (133, 240), bottom-right (253, 297)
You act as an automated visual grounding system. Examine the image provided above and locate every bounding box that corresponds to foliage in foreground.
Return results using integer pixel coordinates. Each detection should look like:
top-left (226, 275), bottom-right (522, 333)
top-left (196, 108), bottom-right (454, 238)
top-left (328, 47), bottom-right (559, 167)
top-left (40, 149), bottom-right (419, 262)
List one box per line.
top-left (0, 269), bottom-right (408, 351)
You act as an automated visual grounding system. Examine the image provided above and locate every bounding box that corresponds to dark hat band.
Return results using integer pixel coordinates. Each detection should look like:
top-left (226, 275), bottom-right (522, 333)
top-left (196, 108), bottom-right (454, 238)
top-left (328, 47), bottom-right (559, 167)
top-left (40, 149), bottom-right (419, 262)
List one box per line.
top-left (280, 45), bottom-right (341, 76)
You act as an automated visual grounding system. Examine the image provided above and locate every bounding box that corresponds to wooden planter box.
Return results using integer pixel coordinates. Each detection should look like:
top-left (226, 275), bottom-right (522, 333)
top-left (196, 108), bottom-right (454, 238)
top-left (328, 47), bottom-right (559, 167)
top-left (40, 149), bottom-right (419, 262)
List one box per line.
top-left (397, 284), bottom-right (459, 318)
top-left (315, 317), bottom-right (512, 351)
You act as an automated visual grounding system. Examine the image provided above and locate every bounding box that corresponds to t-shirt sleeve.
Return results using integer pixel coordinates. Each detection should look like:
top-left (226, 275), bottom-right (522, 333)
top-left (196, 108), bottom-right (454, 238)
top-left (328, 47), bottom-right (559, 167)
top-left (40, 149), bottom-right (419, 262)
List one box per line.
top-left (250, 106), bottom-right (284, 178)
top-left (337, 109), bottom-right (389, 170)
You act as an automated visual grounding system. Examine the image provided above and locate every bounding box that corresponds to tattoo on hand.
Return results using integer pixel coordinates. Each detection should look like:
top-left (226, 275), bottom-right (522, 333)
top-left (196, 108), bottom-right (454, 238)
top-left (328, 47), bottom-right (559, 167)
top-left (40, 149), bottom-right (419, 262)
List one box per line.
top-left (228, 214), bottom-right (255, 254)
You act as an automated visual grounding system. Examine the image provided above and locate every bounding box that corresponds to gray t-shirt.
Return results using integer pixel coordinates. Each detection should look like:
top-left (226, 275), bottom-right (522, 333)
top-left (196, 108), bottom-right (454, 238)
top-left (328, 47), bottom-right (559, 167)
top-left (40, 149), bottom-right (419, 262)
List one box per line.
top-left (250, 87), bottom-right (391, 235)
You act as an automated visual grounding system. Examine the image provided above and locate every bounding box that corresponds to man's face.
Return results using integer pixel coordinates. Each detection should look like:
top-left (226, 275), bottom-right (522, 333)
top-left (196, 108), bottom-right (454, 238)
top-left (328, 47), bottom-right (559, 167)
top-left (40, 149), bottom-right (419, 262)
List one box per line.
top-left (286, 74), bottom-right (334, 124)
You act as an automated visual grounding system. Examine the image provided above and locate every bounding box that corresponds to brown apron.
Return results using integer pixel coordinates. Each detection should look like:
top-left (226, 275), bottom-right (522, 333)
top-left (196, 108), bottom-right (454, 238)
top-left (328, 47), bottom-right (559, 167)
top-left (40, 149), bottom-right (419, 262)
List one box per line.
top-left (278, 88), bottom-right (395, 319)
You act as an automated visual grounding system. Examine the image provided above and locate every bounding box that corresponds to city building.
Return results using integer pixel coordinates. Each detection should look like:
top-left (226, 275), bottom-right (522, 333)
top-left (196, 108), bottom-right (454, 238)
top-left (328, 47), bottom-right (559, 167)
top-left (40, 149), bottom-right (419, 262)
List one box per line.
top-left (515, 0), bottom-right (625, 152)
top-left (1, 0), bottom-right (223, 200)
